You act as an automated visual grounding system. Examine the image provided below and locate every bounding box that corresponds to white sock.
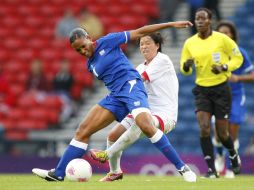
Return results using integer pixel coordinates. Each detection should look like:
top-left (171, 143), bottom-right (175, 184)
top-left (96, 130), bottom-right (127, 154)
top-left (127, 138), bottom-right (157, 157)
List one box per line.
top-left (107, 139), bottom-right (122, 174)
top-left (234, 139), bottom-right (240, 152)
top-left (70, 138), bottom-right (88, 150)
top-left (107, 126), bottom-right (142, 157)
top-left (149, 129), bottom-right (163, 143)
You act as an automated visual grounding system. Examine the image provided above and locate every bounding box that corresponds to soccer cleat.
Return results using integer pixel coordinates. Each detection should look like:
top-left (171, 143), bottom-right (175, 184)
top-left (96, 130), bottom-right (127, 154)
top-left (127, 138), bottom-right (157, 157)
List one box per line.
top-left (229, 154), bottom-right (241, 174)
top-left (89, 149), bottom-right (109, 163)
top-left (32, 168), bottom-right (63, 181)
top-left (203, 168), bottom-right (219, 178)
top-left (215, 155), bottom-right (225, 173)
top-left (178, 165), bottom-right (197, 182)
top-left (99, 172), bottom-right (123, 182)
top-left (224, 169), bottom-right (235, 179)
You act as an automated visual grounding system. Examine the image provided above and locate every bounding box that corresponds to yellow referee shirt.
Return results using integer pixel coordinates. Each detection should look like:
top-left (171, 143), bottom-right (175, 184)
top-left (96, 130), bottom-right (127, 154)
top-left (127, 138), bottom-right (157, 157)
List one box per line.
top-left (180, 31), bottom-right (243, 87)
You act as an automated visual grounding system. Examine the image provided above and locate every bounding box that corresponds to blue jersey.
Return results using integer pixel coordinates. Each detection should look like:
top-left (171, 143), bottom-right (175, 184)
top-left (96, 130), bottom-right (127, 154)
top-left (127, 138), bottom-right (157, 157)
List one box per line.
top-left (230, 47), bottom-right (254, 96)
top-left (229, 47), bottom-right (254, 124)
top-left (87, 31), bottom-right (141, 94)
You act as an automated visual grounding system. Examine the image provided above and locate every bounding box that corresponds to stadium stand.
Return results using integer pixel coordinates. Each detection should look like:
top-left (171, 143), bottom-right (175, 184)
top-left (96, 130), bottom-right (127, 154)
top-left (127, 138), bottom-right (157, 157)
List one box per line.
top-left (0, 0), bottom-right (158, 152)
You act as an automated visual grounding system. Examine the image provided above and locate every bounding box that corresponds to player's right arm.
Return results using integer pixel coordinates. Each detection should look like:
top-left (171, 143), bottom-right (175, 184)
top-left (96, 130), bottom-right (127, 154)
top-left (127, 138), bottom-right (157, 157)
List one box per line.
top-left (180, 41), bottom-right (193, 76)
top-left (129, 21), bottom-right (192, 41)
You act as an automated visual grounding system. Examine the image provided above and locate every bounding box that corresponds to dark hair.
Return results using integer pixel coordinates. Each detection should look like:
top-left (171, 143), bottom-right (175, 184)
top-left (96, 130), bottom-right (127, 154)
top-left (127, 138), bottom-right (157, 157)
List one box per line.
top-left (216, 21), bottom-right (238, 42)
top-left (69, 27), bottom-right (89, 44)
top-left (196, 8), bottom-right (213, 20)
top-left (140, 32), bottom-right (164, 52)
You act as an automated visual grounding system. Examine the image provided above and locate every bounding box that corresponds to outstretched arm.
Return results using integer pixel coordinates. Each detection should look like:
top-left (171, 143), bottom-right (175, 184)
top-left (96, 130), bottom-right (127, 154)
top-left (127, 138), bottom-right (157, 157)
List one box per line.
top-left (129, 21), bottom-right (193, 40)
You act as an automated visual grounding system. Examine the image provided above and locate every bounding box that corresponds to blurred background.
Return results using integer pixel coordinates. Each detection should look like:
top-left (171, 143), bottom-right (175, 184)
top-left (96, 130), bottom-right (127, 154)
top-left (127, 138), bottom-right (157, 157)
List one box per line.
top-left (0, 0), bottom-right (253, 175)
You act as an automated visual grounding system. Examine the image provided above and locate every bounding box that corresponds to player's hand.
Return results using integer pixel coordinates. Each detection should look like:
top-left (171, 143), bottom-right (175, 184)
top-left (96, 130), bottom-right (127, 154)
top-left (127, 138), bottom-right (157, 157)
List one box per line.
top-left (183, 59), bottom-right (194, 72)
top-left (211, 64), bottom-right (228, 74)
top-left (229, 74), bottom-right (239, 82)
top-left (171, 21), bottom-right (193, 28)
top-left (211, 64), bottom-right (223, 74)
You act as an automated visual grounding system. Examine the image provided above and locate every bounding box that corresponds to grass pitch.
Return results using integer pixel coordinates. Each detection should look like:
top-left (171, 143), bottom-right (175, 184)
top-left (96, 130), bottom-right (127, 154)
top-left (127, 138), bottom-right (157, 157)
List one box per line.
top-left (0, 174), bottom-right (253, 190)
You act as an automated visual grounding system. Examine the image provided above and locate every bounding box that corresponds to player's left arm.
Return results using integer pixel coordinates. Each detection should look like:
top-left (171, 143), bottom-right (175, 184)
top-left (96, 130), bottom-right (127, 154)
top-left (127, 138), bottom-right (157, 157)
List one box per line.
top-left (129, 21), bottom-right (192, 41)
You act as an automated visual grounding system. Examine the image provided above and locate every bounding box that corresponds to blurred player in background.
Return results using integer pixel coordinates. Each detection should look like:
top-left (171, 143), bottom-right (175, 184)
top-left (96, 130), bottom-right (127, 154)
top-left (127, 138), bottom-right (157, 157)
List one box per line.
top-left (213, 21), bottom-right (254, 178)
top-left (90, 32), bottom-right (196, 182)
top-left (32, 20), bottom-right (195, 182)
top-left (180, 8), bottom-right (242, 178)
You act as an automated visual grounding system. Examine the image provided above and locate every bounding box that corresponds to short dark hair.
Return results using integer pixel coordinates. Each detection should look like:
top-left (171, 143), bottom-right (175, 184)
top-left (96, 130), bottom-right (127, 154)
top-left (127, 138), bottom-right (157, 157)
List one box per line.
top-left (216, 21), bottom-right (238, 42)
top-left (139, 32), bottom-right (164, 52)
top-left (196, 8), bottom-right (213, 20)
top-left (69, 27), bottom-right (89, 44)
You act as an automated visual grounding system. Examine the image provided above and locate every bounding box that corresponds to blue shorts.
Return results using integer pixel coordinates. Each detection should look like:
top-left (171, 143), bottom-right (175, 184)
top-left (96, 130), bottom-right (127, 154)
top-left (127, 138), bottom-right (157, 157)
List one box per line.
top-left (230, 94), bottom-right (246, 125)
top-left (99, 79), bottom-right (150, 122)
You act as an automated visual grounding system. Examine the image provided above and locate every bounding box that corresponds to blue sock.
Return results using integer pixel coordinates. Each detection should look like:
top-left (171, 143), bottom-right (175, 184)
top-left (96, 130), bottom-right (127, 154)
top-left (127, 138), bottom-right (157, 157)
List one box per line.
top-left (216, 146), bottom-right (224, 156)
top-left (55, 145), bottom-right (86, 178)
top-left (152, 132), bottom-right (185, 170)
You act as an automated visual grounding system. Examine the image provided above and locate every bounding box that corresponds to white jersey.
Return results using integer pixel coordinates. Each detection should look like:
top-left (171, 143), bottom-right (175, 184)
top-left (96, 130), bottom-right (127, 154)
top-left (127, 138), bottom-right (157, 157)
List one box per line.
top-left (136, 52), bottom-right (179, 122)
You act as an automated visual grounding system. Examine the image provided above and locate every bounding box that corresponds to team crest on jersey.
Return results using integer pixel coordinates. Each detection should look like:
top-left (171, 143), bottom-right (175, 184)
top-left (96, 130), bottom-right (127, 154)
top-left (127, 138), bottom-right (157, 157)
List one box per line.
top-left (134, 101), bottom-right (140, 106)
top-left (99, 49), bottom-right (105, 56)
top-left (212, 52), bottom-right (220, 63)
top-left (232, 48), bottom-right (240, 55)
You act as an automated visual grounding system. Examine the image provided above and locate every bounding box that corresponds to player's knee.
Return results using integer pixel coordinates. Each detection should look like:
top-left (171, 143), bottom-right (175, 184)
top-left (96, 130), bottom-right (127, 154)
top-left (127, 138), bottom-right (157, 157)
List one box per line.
top-left (136, 120), bottom-right (156, 137)
top-left (199, 122), bottom-right (211, 137)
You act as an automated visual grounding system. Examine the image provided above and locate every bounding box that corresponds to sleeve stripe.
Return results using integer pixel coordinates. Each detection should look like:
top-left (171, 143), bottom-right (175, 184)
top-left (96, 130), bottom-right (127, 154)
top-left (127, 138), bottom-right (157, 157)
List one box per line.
top-left (142, 71), bottom-right (150, 82)
top-left (244, 65), bottom-right (254, 73)
top-left (124, 31), bottom-right (128, 44)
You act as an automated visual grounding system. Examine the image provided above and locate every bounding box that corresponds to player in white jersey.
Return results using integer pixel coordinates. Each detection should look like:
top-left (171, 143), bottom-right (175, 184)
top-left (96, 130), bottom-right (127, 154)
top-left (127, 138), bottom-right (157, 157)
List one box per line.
top-left (90, 33), bottom-right (196, 182)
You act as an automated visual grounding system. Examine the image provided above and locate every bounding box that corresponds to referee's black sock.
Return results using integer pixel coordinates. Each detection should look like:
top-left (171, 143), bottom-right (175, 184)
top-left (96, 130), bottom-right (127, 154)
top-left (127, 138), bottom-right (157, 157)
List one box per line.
top-left (220, 136), bottom-right (237, 157)
top-left (200, 136), bottom-right (216, 172)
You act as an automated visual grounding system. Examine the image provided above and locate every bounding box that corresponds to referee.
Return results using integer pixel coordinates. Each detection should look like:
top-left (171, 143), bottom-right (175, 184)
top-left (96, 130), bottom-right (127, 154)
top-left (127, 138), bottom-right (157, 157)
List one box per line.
top-left (180, 8), bottom-right (243, 178)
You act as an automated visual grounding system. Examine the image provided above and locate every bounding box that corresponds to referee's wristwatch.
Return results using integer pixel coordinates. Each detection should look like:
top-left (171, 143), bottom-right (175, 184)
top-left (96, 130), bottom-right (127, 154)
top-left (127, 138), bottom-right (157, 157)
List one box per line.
top-left (221, 64), bottom-right (228, 71)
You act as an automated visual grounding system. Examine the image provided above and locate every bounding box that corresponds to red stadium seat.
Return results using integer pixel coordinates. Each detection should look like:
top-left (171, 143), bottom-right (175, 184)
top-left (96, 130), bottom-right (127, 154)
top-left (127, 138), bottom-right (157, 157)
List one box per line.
top-left (70, 84), bottom-right (83, 100)
top-left (0, 119), bottom-right (16, 130)
top-left (17, 94), bottom-right (38, 108)
top-left (17, 5), bottom-right (38, 17)
top-left (2, 16), bottom-right (20, 28)
top-left (27, 108), bottom-right (49, 122)
top-left (40, 49), bottom-right (62, 62)
top-left (15, 48), bottom-right (36, 62)
top-left (16, 119), bottom-right (48, 130)
top-left (4, 38), bottom-right (24, 50)
top-left (8, 108), bottom-right (27, 121)
top-left (9, 84), bottom-right (25, 97)
top-left (4, 61), bottom-right (28, 74)
top-left (16, 27), bottom-right (35, 39)
top-left (29, 38), bottom-right (49, 50)
top-left (42, 96), bottom-right (63, 112)
top-left (47, 110), bottom-right (60, 124)
top-left (0, 49), bottom-right (10, 62)
top-left (5, 130), bottom-right (28, 141)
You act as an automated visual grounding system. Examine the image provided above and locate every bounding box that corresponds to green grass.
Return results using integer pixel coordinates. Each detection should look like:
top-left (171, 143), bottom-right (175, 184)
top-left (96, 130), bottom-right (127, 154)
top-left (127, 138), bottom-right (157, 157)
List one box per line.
top-left (0, 174), bottom-right (254, 190)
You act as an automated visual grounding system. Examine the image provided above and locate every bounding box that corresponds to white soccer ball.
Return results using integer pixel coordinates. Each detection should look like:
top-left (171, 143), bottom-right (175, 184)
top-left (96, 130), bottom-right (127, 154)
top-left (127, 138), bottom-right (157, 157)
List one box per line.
top-left (65, 158), bottom-right (92, 182)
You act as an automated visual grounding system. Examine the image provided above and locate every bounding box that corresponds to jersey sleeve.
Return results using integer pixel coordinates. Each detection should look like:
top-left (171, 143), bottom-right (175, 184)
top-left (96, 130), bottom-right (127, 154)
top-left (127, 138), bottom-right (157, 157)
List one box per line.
top-left (240, 48), bottom-right (254, 73)
top-left (98, 31), bottom-right (130, 48)
top-left (223, 36), bottom-right (243, 72)
top-left (180, 40), bottom-right (193, 75)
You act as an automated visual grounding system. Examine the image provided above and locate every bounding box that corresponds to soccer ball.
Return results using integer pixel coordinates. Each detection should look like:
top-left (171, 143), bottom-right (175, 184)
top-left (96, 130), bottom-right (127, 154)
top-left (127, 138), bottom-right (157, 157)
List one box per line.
top-left (65, 158), bottom-right (92, 182)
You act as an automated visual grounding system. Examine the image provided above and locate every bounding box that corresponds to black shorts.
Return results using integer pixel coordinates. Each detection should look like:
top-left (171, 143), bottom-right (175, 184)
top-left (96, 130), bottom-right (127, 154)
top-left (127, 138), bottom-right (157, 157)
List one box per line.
top-left (192, 82), bottom-right (231, 119)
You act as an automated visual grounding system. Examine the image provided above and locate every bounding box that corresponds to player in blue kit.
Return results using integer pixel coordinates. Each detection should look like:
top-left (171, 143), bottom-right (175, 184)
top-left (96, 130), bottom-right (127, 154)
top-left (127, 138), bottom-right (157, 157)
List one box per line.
top-left (32, 20), bottom-right (194, 182)
top-left (213, 21), bottom-right (254, 178)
